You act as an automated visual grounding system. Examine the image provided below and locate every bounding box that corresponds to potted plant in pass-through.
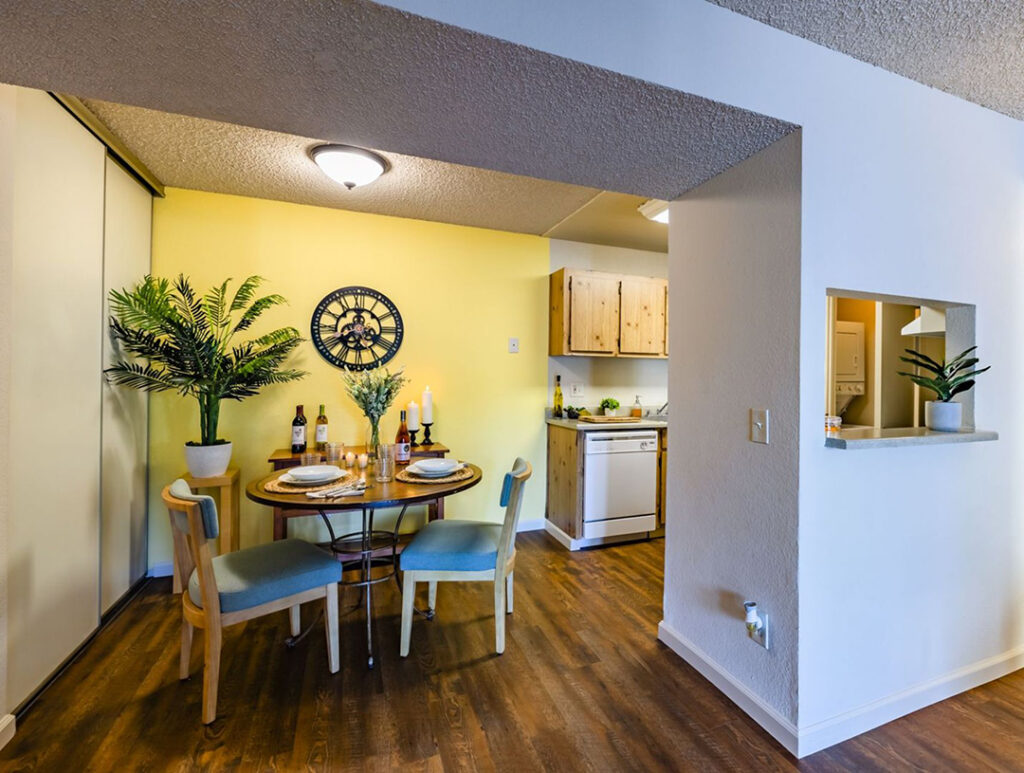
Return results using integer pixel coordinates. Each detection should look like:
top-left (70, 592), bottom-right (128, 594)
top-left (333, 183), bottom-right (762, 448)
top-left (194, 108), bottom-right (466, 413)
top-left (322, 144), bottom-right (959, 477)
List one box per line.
top-left (106, 275), bottom-right (307, 477)
top-left (897, 346), bottom-right (990, 432)
top-left (600, 397), bottom-right (621, 417)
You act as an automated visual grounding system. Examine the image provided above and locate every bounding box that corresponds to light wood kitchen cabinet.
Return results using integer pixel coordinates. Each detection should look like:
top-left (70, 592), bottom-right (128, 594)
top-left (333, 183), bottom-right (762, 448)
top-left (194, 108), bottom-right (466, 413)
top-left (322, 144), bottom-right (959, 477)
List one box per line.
top-left (549, 267), bottom-right (667, 358)
top-left (546, 425), bottom-right (584, 538)
top-left (619, 277), bottom-right (667, 356)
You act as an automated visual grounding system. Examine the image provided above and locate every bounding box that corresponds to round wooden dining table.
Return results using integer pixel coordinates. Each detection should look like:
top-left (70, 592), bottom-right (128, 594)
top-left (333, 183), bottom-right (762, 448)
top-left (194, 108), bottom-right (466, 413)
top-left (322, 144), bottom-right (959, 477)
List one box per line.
top-left (246, 464), bottom-right (483, 668)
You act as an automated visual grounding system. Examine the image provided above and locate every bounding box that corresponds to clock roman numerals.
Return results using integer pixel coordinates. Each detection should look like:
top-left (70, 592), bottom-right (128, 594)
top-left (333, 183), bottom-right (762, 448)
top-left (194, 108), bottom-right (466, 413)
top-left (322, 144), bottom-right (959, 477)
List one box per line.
top-left (311, 286), bottom-right (404, 371)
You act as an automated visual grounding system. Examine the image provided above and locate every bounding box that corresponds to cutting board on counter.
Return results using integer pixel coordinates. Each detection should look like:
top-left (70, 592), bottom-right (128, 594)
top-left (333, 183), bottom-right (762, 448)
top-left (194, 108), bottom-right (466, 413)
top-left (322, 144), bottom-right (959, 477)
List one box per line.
top-left (578, 415), bottom-right (644, 424)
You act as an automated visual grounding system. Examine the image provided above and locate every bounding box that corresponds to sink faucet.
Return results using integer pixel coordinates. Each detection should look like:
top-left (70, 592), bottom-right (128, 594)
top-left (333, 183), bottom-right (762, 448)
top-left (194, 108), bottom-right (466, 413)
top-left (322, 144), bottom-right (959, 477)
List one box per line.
top-left (657, 402), bottom-right (668, 415)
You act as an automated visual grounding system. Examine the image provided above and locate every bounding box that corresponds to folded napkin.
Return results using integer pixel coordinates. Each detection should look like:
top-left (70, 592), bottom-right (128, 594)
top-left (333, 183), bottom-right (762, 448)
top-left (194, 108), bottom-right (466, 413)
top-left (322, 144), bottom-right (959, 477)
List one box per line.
top-left (306, 481), bottom-right (367, 499)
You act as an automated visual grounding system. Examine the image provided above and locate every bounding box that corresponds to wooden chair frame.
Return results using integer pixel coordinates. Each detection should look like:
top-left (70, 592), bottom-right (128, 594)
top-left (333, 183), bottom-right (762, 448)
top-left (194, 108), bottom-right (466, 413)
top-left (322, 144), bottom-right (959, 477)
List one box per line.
top-left (162, 485), bottom-right (340, 724)
top-left (400, 459), bottom-right (532, 657)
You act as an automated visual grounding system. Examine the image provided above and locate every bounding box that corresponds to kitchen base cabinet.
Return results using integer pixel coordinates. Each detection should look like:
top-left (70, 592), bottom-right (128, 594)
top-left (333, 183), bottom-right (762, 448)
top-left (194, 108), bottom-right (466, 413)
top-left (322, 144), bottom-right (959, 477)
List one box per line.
top-left (546, 425), bottom-right (583, 539)
top-left (544, 423), bottom-right (666, 550)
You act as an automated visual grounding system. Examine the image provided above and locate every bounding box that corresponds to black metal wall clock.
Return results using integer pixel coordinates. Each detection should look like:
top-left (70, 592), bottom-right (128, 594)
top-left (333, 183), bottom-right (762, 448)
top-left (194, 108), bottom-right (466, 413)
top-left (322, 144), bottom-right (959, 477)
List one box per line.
top-left (310, 286), bottom-right (404, 371)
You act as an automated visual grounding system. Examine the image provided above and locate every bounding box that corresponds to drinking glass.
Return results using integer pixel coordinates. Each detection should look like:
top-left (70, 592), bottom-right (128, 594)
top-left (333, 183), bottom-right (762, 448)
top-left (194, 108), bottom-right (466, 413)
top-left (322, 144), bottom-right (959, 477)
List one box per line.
top-left (300, 451), bottom-right (322, 466)
top-left (375, 443), bottom-right (395, 483)
top-left (326, 442), bottom-right (345, 464)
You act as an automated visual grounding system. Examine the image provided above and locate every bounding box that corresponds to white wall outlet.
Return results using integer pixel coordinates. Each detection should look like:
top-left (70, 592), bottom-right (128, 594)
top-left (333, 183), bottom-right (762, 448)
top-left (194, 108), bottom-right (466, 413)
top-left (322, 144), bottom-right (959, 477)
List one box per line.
top-left (749, 613), bottom-right (769, 649)
top-left (508, 337), bottom-right (519, 353)
top-left (744, 601), bottom-right (769, 649)
top-left (750, 408), bottom-right (769, 444)
top-left (569, 383), bottom-right (585, 399)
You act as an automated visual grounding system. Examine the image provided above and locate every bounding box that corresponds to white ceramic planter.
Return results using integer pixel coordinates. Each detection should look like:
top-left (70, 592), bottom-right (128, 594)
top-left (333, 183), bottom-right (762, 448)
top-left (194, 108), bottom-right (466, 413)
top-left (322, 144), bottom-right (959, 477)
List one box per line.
top-left (184, 442), bottom-right (233, 478)
top-left (603, 407), bottom-right (618, 416)
top-left (925, 401), bottom-right (962, 432)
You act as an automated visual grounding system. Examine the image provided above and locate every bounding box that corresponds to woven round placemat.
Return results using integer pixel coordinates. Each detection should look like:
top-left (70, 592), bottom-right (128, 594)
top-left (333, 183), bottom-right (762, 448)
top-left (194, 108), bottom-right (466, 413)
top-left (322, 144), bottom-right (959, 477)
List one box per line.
top-left (264, 469), bottom-right (360, 494)
top-left (395, 465), bottom-right (473, 485)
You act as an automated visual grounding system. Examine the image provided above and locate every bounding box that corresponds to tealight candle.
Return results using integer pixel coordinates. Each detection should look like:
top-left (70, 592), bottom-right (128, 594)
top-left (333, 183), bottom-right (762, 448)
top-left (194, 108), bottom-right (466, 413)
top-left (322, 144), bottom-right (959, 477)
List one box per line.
top-left (345, 451), bottom-right (356, 467)
top-left (358, 452), bottom-right (369, 469)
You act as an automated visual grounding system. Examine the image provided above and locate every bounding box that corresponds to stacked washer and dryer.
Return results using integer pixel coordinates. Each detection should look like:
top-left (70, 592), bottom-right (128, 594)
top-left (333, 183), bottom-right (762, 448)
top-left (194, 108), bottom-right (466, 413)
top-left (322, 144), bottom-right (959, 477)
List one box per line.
top-left (834, 320), bottom-right (866, 419)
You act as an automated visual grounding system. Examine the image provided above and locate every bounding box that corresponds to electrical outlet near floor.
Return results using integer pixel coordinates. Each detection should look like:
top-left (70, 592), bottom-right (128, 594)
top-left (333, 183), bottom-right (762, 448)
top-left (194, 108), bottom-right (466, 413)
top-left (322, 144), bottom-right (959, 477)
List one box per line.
top-left (749, 614), bottom-right (769, 649)
top-left (570, 383), bottom-right (585, 399)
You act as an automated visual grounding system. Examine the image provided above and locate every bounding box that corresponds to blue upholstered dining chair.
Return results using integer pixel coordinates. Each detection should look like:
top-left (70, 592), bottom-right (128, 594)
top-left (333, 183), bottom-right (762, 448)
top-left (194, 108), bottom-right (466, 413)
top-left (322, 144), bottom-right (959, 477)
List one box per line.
top-left (162, 479), bottom-right (342, 724)
top-left (399, 458), bottom-right (532, 656)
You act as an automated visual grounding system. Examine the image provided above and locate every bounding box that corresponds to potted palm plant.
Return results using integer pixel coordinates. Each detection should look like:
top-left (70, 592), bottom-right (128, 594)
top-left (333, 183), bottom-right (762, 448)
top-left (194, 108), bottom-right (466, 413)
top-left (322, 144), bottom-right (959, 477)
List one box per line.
top-left (897, 346), bottom-right (990, 432)
top-left (106, 275), bottom-right (306, 476)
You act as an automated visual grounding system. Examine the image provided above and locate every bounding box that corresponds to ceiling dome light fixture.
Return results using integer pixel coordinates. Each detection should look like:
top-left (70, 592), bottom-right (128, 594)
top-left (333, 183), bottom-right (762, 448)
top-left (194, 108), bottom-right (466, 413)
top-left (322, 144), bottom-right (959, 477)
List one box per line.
top-left (311, 144), bottom-right (389, 190)
top-left (638, 198), bottom-right (670, 224)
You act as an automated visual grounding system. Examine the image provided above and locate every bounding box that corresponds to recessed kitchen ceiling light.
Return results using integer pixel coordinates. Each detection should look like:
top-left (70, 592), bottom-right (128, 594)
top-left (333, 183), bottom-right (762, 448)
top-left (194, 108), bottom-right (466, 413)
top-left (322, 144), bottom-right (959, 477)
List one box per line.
top-left (638, 198), bottom-right (669, 224)
top-left (311, 144), bottom-right (390, 189)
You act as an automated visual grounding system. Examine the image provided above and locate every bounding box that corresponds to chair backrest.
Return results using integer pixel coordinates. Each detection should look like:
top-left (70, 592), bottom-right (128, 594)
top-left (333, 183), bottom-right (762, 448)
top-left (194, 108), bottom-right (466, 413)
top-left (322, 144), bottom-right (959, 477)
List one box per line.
top-left (495, 458), bottom-right (532, 571)
top-left (162, 480), bottom-right (222, 618)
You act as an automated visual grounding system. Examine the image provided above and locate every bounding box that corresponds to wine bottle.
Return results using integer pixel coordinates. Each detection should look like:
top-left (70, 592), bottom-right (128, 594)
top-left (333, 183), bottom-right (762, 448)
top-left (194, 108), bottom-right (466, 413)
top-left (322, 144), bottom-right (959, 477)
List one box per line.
top-left (315, 404), bottom-right (329, 451)
top-left (553, 375), bottom-right (564, 418)
top-left (291, 405), bottom-right (307, 454)
top-left (395, 410), bottom-right (412, 465)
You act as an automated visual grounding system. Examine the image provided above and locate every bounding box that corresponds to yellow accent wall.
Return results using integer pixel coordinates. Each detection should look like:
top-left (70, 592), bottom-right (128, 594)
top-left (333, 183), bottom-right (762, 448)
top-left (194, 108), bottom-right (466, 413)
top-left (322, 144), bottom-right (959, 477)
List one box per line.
top-left (149, 188), bottom-right (549, 564)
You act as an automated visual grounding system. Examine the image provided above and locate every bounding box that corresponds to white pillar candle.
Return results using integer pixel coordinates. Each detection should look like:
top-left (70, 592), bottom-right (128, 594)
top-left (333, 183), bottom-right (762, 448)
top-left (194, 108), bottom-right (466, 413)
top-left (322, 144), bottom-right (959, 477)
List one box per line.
top-left (422, 386), bottom-right (433, 424)
top-left (407, 401), bottom-right (420, 431)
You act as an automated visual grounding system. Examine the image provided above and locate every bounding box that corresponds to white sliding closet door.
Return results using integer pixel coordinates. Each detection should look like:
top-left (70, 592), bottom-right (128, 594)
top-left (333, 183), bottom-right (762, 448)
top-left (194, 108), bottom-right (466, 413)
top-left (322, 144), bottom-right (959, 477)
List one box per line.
top-left (8, 89), bottom-right (104, 706)
top-left (101, 159), bottom-right (151, 613)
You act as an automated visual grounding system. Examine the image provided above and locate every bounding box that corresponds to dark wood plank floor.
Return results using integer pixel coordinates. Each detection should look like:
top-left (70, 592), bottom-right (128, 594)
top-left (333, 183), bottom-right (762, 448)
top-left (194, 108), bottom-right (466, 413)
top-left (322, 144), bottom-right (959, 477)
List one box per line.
top-left (3, 531), bottom-right (1024, 771)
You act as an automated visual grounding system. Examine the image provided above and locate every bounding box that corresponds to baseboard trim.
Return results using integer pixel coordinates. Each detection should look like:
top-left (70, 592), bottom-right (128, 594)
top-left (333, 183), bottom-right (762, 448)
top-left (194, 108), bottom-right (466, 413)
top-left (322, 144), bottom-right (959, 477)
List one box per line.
top-left (658, 619), bottom-right (1024, 758)
top-left (147, 561), bottom-right (174, 578)
top-left (517, 518), bottom-right (544, 532)
top-left (797, 644), bottom-right (1024, 757)
top-left (0, 714), bottom-right (15, 750)
top-left (657, 621), bottom-right (799, 755)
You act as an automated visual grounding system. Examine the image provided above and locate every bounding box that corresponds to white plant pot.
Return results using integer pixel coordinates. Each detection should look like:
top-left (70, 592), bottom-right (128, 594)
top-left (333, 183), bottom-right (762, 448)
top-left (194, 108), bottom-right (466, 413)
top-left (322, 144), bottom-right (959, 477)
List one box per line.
top-left (925, 401), bottom-right (962, 432)
top-left (184, 442), bottom-right (233, 478)
top-left (603, 407), bottom-right (618, 416)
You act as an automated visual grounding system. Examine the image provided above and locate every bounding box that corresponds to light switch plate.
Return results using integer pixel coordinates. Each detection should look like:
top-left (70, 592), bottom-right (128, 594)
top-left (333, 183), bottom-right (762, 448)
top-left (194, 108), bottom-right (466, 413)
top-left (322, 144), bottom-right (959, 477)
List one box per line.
top-left (750, 408), bottom-right (769, 444)
top-left (570, 382), bottom-right (585, 399)
top-left (508, 337), bottom-right (519, 353)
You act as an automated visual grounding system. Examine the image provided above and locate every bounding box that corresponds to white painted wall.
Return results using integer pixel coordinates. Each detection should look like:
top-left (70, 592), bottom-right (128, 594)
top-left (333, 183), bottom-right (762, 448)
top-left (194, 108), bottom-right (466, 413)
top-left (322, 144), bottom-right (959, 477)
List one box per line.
top-left (548, 239), bottom-right (668, 410)
top-left (387, 0), bottom-right (1024, 755)
top-left (665, 131), bottom-right (802, 724)
top-left (7, 87), bottom-right (105, 708)
top-left (101, 158), bottom-right (151, 613)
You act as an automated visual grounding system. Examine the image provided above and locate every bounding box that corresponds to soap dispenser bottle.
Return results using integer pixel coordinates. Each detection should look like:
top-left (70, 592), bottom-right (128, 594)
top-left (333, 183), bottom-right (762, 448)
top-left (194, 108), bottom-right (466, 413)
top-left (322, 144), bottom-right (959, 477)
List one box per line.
top-left (631, 395), bottom-right (643, 418)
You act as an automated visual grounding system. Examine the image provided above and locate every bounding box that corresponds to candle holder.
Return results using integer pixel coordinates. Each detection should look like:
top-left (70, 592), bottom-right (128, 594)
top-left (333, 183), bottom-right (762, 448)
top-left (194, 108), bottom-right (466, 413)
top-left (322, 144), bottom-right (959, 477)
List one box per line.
top-left (422, 422), bottom-right (434, 446)
top-left (409, 429), bottom-right (419, 447)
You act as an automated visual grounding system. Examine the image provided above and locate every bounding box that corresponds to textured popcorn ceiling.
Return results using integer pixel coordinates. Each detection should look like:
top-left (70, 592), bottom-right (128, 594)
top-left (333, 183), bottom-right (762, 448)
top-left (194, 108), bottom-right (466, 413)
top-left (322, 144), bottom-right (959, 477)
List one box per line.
top-left (82, 98), bottom-right (615, 239)
top-left (711, 0), bottom-right (1024, 120)
top-left (0, 0), bottom-right (793, 206)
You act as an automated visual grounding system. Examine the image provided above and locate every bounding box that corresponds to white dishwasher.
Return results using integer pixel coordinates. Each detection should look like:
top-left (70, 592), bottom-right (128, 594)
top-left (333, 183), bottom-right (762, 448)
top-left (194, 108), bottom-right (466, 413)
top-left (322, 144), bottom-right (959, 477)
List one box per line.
top-left (582, 430), bottom-right (658, 540)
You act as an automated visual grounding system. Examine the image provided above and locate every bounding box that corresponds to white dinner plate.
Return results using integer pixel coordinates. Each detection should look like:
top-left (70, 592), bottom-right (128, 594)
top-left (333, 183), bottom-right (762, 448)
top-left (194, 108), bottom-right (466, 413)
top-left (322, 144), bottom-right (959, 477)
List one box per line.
top-left (407, 462), bottom-right (465, 478)
top-left (288, 464), bottom-right (343, 481)
top-left (409, 458), bottom-right (460, 474)
top-left (280, 467), bottom-right (346, 486)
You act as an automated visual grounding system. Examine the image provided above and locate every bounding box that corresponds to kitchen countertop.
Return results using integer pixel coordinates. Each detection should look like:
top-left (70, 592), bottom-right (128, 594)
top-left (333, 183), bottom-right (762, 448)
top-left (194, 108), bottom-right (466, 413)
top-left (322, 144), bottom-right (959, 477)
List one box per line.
top-left (825, 426), bottom-right (998, 449)
top-left (546, 417), bottom-right (668, 431)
